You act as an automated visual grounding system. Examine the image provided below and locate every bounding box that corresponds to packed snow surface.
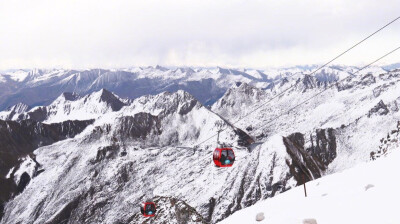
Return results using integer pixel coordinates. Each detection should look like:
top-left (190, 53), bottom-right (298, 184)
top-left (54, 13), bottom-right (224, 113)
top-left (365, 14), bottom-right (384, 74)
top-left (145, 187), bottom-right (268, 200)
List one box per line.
top-left (219, 149), bottom-right (400, 224)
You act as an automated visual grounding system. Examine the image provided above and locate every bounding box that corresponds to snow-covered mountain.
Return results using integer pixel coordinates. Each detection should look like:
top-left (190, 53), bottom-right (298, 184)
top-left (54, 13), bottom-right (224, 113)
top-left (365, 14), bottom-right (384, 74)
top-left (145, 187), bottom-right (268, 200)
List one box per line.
top-left (0, 65), bottom-right (399, 223)
top-left (0, 65), bottom-right (390, 111)
top-left (18, 89), bottom-right (126, 123)
top-left (212, 69), bottom-right (400, 169)
top-left (0, 89), bottom-right (257, 223)
top-left (0, 66), bottom-right (272, 110)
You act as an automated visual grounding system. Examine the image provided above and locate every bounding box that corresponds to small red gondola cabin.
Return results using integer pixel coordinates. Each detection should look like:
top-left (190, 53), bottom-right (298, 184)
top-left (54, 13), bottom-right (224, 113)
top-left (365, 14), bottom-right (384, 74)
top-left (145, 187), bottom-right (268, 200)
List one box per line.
top-left (140, 202), bottom-right (156, 217)
top-left (213, 148), bottom-right (235, 167)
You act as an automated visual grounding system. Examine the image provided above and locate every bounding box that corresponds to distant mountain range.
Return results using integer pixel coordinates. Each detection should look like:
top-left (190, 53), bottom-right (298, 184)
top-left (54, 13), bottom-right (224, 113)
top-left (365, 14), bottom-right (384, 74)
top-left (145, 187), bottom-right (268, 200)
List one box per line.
top-left (0, 64), bottom-right (396, 111)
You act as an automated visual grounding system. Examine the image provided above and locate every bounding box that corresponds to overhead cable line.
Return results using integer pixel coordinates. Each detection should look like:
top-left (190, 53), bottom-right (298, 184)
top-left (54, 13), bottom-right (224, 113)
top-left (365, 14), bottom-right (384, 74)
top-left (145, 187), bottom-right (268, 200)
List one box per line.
top-left (195, 45), bottom-right (400, 148)
top-left (232, 16), bottom-right (400, 127)
top-left (255, 46), bottom-right (400, 132)
top-left (192, 16), bottom-right (400, 148)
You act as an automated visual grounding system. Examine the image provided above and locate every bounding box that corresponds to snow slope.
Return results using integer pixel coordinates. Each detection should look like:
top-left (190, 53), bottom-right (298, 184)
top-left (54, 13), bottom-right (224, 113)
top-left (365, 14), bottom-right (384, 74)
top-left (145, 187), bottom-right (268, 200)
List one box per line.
top-left (219, 148), bottom-right (400, 224)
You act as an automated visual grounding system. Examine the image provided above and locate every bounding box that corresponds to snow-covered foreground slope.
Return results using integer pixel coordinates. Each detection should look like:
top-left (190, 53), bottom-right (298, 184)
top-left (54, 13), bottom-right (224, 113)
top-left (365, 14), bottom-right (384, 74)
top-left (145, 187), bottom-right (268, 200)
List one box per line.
top-left (219, 149), bottom-right (400, 224)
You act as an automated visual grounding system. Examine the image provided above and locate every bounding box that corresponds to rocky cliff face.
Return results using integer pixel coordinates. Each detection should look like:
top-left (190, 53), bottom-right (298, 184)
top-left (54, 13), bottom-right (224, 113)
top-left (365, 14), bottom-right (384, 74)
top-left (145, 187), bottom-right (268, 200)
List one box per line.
top-left (0, 119), bottom-right (94, 220)
top-left (283, 128), bottom-right (337, 184)
top-left (132, 196), bottom-right (206, 224)
top-left (370, 121), bottom-right (400, 160)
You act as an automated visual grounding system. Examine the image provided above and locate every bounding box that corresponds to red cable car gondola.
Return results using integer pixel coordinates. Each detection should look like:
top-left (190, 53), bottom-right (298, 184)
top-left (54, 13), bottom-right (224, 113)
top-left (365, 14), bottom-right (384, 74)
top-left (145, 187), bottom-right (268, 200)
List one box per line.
top-left (140, 202), bottom-right (156, 217)
top-left (213, 148), bottom-right (235, 167)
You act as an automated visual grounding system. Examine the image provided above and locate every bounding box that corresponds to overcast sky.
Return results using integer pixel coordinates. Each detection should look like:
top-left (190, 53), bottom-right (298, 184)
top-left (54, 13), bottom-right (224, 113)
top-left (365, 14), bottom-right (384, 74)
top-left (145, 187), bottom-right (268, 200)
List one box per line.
top-left (0, 0), bottom-right (399, 69)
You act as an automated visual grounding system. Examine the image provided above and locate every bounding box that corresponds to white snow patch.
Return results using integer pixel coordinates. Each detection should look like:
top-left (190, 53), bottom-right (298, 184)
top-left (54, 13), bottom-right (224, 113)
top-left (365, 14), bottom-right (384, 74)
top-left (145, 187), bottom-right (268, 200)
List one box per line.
top-left (219, 150), bottom-right (400, 224)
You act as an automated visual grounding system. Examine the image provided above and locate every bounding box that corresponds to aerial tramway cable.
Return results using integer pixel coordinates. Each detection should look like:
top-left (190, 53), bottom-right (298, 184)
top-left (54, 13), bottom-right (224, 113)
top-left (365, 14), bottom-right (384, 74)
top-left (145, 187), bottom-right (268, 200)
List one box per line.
top-left (192, 16), bottom-right (400, 149)
top-left (255, 46), bottom-right (400, 133)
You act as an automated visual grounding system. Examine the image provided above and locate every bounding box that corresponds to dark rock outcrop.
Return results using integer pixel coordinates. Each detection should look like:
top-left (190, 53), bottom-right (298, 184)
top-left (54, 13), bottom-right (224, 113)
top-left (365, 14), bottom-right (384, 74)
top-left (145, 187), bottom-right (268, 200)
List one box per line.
top-left (370, 121), bottom-right (400, 160)
top-left (234, 128), bottom-right (255, 147)
top-left (131, 196), bottom-right (206, 224)
top-left (283, 128), bottom-right (337, 185)
top-left (368, 100), bottom-right (389, 117)
top-left (0, 119), bottom-right (94, 177)
top-left (116, 113), bottom-right (162, 139)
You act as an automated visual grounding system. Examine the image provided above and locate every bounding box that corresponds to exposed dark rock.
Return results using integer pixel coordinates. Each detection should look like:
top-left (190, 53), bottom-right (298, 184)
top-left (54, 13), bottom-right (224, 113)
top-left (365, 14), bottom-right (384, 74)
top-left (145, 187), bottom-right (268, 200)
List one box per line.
top-left (373, 83), bottom-right (392, 97)
top-left (308, 129), bottom-right (337, 165)
top-left (246, 126), bottom-right (253, 131)
top-left (283, 128), bottom-right (337, 185)
top-left (131, 196), bottom-right (206, 224)
top-left (336, 77), bottom-right (354, 91)
top-left (234, 128), bottom-right (255, 147)
top-left (370, 121), bottom-right (400, 160)
top-left (256, 133), bottom-right (266, 140)
top-left (178, 98), bottom-right (198, 115)
top-left (116, 113), bottom-right (162, 140)
top-left (23, 106), bottom-right (48, 122)
top-left (91, 145), bottom-right (120, 164)
top-left (294, 74), bottom-right (335, 92)
top-left (368, 100), bottom-right (389, 117)
top-left (360, 73), bottom-right (376, 86)
top-left (0, 119), bottom-right (94, 177)
top-left (206, 197), bottom-right (216, 223)
top-left (0, 178), bottom-right (16, 219)
top-left (299, 75), bottom-right (317, 91)
top-left (16, 172), bottom-right (31, 194)
top-left (280, 77), bottom-right (289, 87)
top-left (60, 92), bottom-right (80, 101)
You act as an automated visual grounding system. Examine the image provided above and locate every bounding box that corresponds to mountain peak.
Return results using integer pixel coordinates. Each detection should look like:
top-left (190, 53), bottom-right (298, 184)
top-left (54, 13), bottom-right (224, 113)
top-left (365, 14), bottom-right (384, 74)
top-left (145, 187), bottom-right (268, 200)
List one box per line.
top-left (217, 67), bottom-right (231, 74)
top-left (91, 89), bottom-right (126, 111)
